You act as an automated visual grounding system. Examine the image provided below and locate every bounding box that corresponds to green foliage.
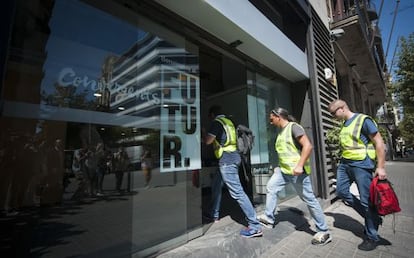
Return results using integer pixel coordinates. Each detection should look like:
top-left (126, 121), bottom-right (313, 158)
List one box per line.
top-left (377, 126), bottom-right (389, 145)
top-left (326, 126), bottom-right (341, 161)
top-left (394, 35), bottom-right (414, 112)
top-left (392, 33), bottom-right (414, 147)
top-left (399, 113), bottom-right (414, 147)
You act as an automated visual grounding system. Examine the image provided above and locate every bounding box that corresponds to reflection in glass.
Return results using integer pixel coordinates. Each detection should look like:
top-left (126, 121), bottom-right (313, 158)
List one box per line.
top-left (1, 0), bottom-right (201, 257)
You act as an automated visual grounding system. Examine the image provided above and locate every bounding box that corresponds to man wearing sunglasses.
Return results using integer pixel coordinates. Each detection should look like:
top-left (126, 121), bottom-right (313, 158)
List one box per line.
top-left (328, 99), bottom-right (387, 251)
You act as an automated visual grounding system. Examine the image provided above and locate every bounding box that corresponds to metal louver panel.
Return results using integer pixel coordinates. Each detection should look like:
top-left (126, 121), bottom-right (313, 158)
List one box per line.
top-left (308, 7), bottom-right (339, 202)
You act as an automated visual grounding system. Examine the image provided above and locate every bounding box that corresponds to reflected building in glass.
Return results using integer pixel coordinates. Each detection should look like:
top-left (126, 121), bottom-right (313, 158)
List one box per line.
top-left (0, 0), bottom-right (351, 257)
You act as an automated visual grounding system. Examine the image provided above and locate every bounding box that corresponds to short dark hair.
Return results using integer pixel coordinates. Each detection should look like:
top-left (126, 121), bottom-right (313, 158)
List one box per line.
top-left (208, 105), bottom-right (222, 116)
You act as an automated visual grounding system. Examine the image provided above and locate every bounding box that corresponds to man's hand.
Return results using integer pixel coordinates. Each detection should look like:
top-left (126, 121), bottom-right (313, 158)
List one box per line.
top-left (375, 167), bottom-right (387, 180)
top-left (293, 166), bottom-right (304, 176)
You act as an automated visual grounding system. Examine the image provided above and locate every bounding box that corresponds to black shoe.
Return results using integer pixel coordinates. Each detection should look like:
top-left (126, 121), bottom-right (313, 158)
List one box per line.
top-left (202, 213), bottom-right (218, 223)
top-left (358, 239), bottom-right (378, 251)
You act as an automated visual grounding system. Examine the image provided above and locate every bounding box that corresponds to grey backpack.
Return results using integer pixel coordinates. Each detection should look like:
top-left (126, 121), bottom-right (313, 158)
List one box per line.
top-left (236, 124), bottom-right (255, 155)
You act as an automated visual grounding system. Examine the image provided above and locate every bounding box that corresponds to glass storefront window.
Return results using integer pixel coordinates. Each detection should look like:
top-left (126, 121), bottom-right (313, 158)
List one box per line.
top-left (246, 71), bottom-right (296, 199)
top-left (1, 1), bottom-right (305, 257)
top-left (1, 0), bottom-right (201, 256)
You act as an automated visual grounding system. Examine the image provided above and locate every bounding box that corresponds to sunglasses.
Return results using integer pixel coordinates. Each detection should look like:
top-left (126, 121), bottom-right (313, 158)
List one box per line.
top-left (330, 106), bottom-right (342, 116)
top-left (271, 110), bottom-right (279, 116)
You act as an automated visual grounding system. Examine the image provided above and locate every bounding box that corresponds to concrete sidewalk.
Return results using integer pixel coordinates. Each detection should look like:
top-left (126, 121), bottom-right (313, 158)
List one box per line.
top-left (157, 196), bottom-right (413, 258)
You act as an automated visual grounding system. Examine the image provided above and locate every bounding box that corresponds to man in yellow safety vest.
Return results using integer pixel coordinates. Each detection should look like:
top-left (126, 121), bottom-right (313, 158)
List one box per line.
top-left (204, 105), bottom-right (262, 238)
top-left (328, 99), bottom-right (387, 251)
top-left (257, 107), bottom-right (332, 246)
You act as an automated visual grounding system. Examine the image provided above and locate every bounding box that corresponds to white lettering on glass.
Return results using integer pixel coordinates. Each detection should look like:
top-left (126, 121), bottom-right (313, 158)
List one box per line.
top-left (57, 67), bottom-right (160, 106)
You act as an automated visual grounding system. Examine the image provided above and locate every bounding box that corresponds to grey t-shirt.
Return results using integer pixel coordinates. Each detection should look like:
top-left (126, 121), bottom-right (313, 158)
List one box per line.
top-left (278, 122), bottom-right (305, 150)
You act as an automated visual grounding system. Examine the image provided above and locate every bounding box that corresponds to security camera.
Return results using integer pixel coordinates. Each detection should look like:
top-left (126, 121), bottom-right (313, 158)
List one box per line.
top-left (330, 29), bottom-right (345, 39)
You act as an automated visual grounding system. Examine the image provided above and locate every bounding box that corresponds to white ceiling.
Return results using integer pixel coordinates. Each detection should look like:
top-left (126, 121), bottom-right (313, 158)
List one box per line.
top-left (155, 0), bottom-right (309, 82)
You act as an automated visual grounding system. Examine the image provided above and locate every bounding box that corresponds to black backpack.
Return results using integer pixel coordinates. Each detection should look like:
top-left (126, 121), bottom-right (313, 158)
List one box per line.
top-left (236, 124), bottom-right (254, 184)
top-left (236, 124), bottom-right (255, 156)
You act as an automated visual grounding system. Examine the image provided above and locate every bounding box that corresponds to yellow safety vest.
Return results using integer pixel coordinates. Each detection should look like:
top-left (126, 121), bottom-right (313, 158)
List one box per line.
top-left (213, 117), bottom-right (237, 159)
top-left (340, 114), bottom-right (377, 160)
top-left (275, 122), bottom-right (311, 175)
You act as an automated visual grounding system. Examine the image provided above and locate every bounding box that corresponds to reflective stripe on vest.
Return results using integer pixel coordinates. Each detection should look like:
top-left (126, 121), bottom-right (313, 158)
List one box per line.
top-left (213, 117), bottom-right (237, 159)
top-left (340, 114), bottom-right (376, 160)
top-left (275, 122), bottom-right (311, 175)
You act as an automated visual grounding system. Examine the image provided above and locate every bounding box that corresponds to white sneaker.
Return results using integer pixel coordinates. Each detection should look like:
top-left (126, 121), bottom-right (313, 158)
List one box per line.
top-left (311, 232), bottom-right (332, 246)
top-left (257, 214), bottom-right (274, 229)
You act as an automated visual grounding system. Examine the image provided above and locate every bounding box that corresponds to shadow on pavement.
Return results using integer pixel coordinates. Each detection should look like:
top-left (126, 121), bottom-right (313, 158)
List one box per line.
top-left (325, 211), bottom-right (364, 238)
top-left (276, 207), bottom-right (315, 236)
top-left (325, 211), bottom-right (392, 247)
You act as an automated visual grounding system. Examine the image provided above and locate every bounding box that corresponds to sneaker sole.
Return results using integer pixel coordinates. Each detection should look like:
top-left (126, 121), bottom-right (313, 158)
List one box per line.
top-left (259, 221), bottom-right (274, 229)
top-left (240, 231), bottom-right (263, 238)
top-left (311, 235), bottom-right (332, 246)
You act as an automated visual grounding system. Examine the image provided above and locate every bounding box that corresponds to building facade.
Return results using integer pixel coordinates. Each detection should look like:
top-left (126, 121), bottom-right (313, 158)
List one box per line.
top-left (328, 0), bottom-right (386, 114)
top-left (325, 0), bottom-right (389, 161)
top-left (0, 0), bottom-right (387, 257)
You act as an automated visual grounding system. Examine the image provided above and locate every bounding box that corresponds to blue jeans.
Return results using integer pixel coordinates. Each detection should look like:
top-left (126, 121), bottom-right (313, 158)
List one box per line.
top-left (212, 163), bottom-right (261, 231)
top-left (211, 168), bottom-right (223, 220)
top-left (336, 163), bottom-right (381, 241)
top-left (264, 167), bottom-right (329, 232)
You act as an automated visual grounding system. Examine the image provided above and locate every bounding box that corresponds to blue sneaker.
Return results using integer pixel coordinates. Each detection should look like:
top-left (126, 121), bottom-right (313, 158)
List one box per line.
top-left (240, 227), bottom-right (263, 238)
